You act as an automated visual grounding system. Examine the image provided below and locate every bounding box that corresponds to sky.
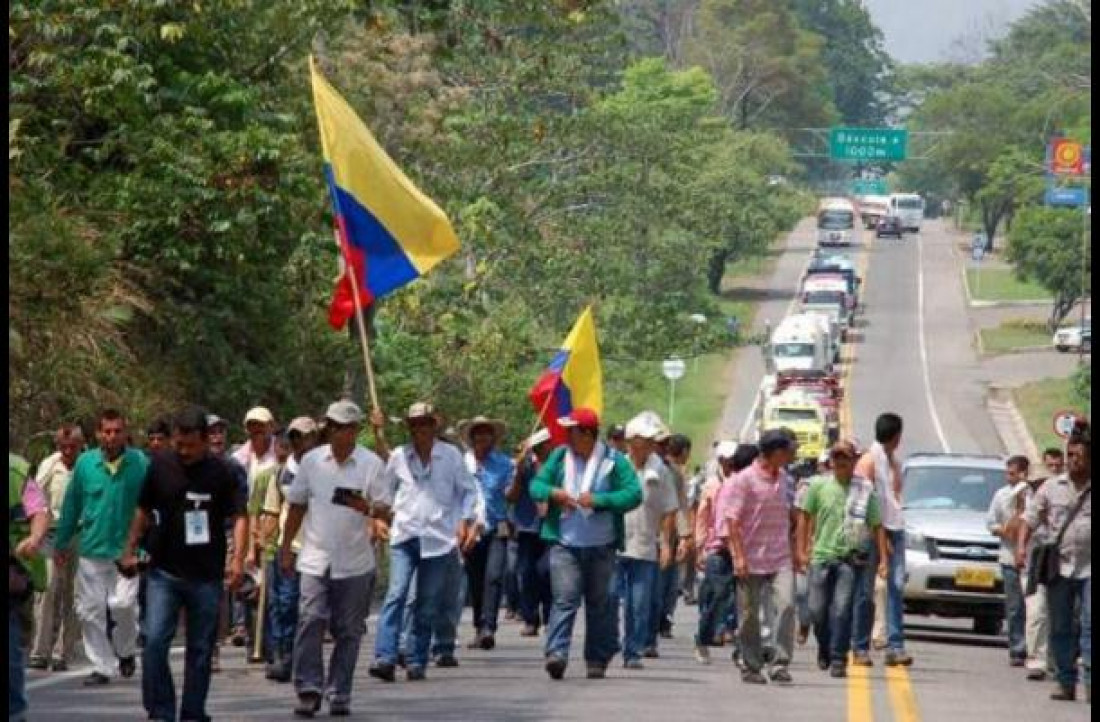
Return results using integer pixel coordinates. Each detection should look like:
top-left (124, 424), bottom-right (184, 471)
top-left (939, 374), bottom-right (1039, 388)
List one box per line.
top-left (862, 0), bottom-right (1042, 64)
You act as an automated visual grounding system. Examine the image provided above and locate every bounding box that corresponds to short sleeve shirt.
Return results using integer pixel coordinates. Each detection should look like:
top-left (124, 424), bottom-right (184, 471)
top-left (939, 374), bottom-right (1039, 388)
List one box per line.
top-left (622, 455), bottom-right (679, 562)
top-left (724, 460), bottom-right (794, 575)
top-left (802, 475), bottom-right (881, 563)
top-left (139, 452), bottom-right (245, 581)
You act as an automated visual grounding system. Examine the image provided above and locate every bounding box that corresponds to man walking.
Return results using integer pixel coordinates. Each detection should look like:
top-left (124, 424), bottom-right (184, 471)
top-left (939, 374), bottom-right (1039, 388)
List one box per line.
top-left (796, 441), bottom-right (888, 678)
top-left (459, 415), bottom-right (515, 651)
top-left (120, 407), bottom-right (247, 722)
top-left (529, 408), bottom-right (642, 680)
top-left (370, 402), bottom-right (481, 684)
top-left (987, 455), bottom-right (1030, 667)
top-left (54, 409), bottom-right (149, 686)
top-left (506, 429), bottom-right (555, 636)
top-left (1021, 463), bottom-right (1055, 681)
top-left (853, 413), bottom-right (911, 667)
top-left (280, 400), bottom-right (387, 717)
top-left (29, 424), bottom-right (84, 672)
top-left (10, 453), bottom-right (51, 722)
top-left (617, 415), bottom-right (679, 670)
top-left (722, 429), bottom-right (798, 685)
top-left (1019, 429), bottom-right (1091, 703)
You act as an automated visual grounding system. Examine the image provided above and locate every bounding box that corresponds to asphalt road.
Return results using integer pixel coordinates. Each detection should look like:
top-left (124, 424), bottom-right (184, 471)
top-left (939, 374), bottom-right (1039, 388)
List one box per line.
top-left (24, 220), bottom-right (1088, 721)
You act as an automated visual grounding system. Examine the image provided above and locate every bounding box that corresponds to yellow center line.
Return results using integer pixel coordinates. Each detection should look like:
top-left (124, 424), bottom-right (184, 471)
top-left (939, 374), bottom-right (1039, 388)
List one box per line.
top-left (848, 662), bottom-right (875, 722)
top-left (885, 668), bottom-right (921, 722)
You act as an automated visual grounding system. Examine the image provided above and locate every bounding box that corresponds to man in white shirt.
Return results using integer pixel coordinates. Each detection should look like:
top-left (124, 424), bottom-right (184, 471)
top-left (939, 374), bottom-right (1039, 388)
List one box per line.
top-left (369, 402), bottom-right (481, 685)
top-left (987, 455), bottom-right (1030, 666)
top-left (279, 400), bottom-right (387, 718)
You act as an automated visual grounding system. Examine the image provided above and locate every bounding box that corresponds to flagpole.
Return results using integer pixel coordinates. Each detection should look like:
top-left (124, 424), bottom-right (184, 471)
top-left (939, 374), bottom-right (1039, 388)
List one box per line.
top-left (334, 225), bottom-right (381, 413)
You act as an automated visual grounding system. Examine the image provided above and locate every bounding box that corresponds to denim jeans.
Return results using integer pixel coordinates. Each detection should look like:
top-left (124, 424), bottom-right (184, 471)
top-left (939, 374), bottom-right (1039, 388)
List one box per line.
top-left (1047, 575), bottom-right (1091, 688)
top-left (293, 571), bottom-right (373, 705)
top-left (142, 568), bottom-right (223, 722)
top-left (854, 529), bottom-right (906, 653)
top-left (399, 551), bottom-right (464, 659)
top-left (545, 544), bottom-right (620, 666)
top-left (1001, 564), bottom-right (1026, 660)
top-left (375, 539), bottom-right (455, 670)
top-left (614, 557), bottom-right (658, 662)
top-left (808, 559), bottom-right (861, 665)
top-left (516, 532), bottom-right (552, 629)
top-left (695, 552), bottom-right (735, 647)
top-left (505, 538), bottom-right (520, 613)
top-left (467, 535), bottom-right (508, 635)
top-left (656, 557), bottom-right (680, 637)
top-left (266, 557), bottom-right (300, 657)
top-left (10, 602), bottom-right (28, 719)
top-left (795, 571), bottom-right (812, 629)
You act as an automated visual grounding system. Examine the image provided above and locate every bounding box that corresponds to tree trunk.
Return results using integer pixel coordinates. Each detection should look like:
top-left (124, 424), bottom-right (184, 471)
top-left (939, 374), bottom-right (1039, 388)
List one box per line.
top-left (707, 248), bottom-right (730, 295)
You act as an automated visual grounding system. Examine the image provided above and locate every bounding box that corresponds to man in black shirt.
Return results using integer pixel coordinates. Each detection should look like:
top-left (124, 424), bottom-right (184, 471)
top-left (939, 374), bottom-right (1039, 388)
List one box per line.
top-left (120, 406), bottom-right (247, 722)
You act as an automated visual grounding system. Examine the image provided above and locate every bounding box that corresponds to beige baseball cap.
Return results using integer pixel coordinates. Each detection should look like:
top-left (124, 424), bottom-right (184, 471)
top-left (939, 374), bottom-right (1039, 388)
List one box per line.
top-left (243, 407), bottom-right (275, 426)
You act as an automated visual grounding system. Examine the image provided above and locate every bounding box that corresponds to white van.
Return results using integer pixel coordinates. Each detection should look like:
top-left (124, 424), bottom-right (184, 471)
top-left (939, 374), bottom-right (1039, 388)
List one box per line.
top-left (889, 193), bottom-right (925, 232)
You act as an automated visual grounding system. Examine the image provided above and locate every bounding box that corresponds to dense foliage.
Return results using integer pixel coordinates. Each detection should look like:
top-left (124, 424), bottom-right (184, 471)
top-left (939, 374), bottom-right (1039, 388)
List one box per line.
top-left (10, 0), bottom-right (888, 449)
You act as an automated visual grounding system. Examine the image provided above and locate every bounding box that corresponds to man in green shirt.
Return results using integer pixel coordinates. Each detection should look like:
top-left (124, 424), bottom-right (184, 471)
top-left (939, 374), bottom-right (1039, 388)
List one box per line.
top-left (54, 409), bottom-right (149, 686)
top-left (795, 441), bottom-right (887, 678)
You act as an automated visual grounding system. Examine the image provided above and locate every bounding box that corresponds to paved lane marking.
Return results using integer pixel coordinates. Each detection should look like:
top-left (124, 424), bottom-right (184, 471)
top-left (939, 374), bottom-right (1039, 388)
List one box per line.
top-left (848, 662), bottom-right (874, 722)
top-left (916, 233), bottom-right (951, 453)
top-left (885, 667), bottom-right (921, 722)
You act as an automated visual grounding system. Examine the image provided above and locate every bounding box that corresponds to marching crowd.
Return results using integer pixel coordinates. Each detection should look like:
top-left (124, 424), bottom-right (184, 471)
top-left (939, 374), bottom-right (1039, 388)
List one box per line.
top-left (8, 401), bottom-right (1092, 720)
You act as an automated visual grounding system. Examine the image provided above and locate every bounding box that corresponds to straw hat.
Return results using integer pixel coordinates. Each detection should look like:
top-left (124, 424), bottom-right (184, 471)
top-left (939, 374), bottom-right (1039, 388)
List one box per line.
top-left (457, 415), bottom-right (507, 446)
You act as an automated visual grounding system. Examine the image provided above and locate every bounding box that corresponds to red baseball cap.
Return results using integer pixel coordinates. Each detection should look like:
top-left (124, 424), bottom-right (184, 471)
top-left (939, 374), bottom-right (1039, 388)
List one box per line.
top-left (558, 407), bottom-right (600, 431)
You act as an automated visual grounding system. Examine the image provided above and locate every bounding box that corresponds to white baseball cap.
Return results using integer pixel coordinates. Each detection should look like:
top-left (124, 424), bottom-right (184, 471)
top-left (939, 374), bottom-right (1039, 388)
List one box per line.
top-left (243, 407), bottom-right (275, 426)
top-left (287, 417), bottom-right (319, 435)
top-left (715, 440), bottom-right (740, 460)
top-left (625, 414), bottom-right (661, 441)
top-left (325, 400), bottom-right (364, 426)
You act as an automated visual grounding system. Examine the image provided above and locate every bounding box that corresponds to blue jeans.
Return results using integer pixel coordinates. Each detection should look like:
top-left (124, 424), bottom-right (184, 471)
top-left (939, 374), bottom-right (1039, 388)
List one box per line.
top-left (10, 602), bottom-right (27, 718)
top-left (505, 538), bottom-right (520, 613)
top-left (467, 535), bottom-right (508, 635)
top-left (695, 552), bottom-right (734, 647)
top-left (545, 544), bottom-right (620, 666)
top-left (1047, 575), bottom-right (1091, 688)
top-left (1001, 564), bottom-right (1026, 660)
top-left (375, 539), bottom-right (454, 670)
top-left (516, 532), bottom-right (552, 629)
top-left (854, 530), bottom-right (905, 653)
top-left (142, 568), bottom-right (223, 722)
top-left (809, 559), bottom-right (861, 665)
top-left (657, 557), bottom-right (680, 632)
top-left (399, 551), bottom-right (464, 659)
top-left (266, 558), bottom-right (300, 657)
top-left (614, 557), bottom-right (658, 662)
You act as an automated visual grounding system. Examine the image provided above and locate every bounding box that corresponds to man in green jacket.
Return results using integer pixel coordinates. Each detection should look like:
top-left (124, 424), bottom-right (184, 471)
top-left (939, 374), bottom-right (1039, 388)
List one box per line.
top-left (530, 407), bottom-right (642, 681)
top-left (54, 409), bottom-right (149, 686)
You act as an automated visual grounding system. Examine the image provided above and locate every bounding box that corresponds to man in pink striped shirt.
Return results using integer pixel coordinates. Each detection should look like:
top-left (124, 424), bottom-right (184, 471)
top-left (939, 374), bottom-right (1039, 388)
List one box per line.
top-left (722, 430), bottom-right (798, 685)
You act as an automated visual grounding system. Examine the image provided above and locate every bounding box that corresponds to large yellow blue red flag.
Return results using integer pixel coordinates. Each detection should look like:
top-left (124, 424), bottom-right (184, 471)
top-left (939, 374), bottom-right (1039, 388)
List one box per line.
top-left (529, 306), bottom-right (603, 443)
top-left (309, 57), bottom-right (460, 329)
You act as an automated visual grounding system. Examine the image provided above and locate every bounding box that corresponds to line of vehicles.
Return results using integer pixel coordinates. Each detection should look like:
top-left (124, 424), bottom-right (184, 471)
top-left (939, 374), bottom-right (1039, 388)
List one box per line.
top-left (815, 192), bottom-right (925, 247)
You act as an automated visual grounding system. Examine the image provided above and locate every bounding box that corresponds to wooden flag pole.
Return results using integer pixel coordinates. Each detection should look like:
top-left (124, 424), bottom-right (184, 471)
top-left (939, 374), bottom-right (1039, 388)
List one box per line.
top-left (334, 226), bottom-right (381, 413)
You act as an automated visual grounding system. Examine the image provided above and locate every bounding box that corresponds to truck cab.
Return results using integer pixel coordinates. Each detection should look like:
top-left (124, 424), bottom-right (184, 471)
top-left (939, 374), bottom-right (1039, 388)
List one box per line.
top-left (767, 315), bottom-right (833, 375)
top-left (758, 389), bottom-right (829, 464)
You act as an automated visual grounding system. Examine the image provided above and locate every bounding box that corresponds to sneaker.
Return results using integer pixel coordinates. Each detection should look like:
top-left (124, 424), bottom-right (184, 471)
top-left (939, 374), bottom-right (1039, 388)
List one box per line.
top-left (368, 662), bottom-right (396, 683)
top-left (694, 645), bottom-right (712, 665)
top-left (28, 657), bottom-right (49, 671)
top-left (119, 655), bottom-right (136, 679)
top-left (406, 667), bottom-right (426, 682)
top-left (586, 663), bottom-right (607, 679)
top-left (769, 666), bottom-right (793, 684)
top-left (51, 659), bottom-right (68, 673)
top-left (545, 656), bottom-right (567, 680)
top-left (293, 692), bottom-right (323, 718)
top-left (83, 672), bottom-right (111, 686)
top-left (642, 647), bottom-right (659, 659)
top-left (434, 655), bottom-right (460, 668)
top-left (623, 659), bottom-right (645, 670)
top-left (830, 662), bottom-right (848, 679)
top-left (1050, 685), bottom-right (1077, 702)
top-left (1026, 668), bottom-right (1047, 682)
top-left (520, 625), bottom-right (539, 637)
top-left (852, 653), bottom-right (874, 667)
top-left (478, 634), bottom-right (496, 651)
top-left (741, 669), bottom-right (768, 685)
top-left (329, 699), bottom-right (351, 717)
top-left (885, 651), bottom-right (914, 667)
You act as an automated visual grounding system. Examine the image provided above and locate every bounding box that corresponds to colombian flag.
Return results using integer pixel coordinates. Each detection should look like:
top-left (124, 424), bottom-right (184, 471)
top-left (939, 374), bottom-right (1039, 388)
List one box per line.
top-left (310, 57), bottom-right (460, 329)
top-left (529, 307), bottom-right (603, 443)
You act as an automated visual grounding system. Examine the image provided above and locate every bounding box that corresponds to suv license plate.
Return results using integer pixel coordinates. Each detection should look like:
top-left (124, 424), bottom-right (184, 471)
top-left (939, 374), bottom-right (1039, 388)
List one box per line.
top-left (955, 567), bottom-right (996, 589)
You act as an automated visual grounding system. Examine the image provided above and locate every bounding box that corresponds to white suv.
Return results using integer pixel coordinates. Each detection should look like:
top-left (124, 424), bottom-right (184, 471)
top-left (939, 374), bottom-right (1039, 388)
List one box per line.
top-left (1053, 323), bottom-right (1091, 353)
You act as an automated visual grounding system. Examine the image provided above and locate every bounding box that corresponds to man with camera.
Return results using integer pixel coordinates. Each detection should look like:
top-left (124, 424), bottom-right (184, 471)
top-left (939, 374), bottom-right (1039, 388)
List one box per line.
top-left (796, 441), bottom-right (888, 679)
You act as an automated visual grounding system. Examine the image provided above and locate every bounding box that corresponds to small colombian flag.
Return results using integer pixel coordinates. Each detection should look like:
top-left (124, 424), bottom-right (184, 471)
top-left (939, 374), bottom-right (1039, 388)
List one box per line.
top-left (529, 307), bottom-right (603, 444)
top-left (310, 57), bottom-right (460, 329)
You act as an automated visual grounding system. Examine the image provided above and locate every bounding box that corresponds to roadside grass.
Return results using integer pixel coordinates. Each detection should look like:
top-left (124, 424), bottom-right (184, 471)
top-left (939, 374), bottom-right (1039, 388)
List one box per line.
top-left (967, 268), bottom-right (1051, 302)
top-left (979, 320), bottom-right (1052, 354)
top-left (1014, 375), bottom-right (1084, 454)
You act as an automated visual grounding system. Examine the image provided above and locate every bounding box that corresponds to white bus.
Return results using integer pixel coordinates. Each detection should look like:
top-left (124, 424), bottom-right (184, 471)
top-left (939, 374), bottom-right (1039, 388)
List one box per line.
top-left (816, 198), bottom-right (856, 247)
top-left (889, 193), bottom-right (925, 232)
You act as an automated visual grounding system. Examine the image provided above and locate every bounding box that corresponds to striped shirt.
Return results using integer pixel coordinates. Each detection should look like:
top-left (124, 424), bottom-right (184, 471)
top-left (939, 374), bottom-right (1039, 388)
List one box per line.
top-left (722, 459), bottom-right (794, 575)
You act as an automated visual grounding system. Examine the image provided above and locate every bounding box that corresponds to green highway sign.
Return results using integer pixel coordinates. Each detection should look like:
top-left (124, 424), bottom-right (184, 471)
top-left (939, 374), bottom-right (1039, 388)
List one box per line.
top-left (830, 127), bottom-right (908, 161)
top-left (851, 179), bottom-right (888, 195)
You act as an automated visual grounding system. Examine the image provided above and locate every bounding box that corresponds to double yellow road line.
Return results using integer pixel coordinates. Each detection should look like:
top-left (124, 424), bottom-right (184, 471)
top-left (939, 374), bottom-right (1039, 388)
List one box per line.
top-left (840, 230), bottom-right (921, 722)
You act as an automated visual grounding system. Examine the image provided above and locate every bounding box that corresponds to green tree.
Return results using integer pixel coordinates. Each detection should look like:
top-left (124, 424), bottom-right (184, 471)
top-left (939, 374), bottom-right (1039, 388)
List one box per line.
top-left (1007, 206), bottom-right (1090, 329)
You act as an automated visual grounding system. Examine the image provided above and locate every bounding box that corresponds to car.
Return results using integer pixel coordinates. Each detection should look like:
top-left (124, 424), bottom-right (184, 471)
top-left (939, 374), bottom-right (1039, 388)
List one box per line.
top-left (901, 453), bottom-right (1007, 635)
top-left (1053, 323), bottom-right (1091, 353)
top-left (876, 215), bottom-right (903, 239)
